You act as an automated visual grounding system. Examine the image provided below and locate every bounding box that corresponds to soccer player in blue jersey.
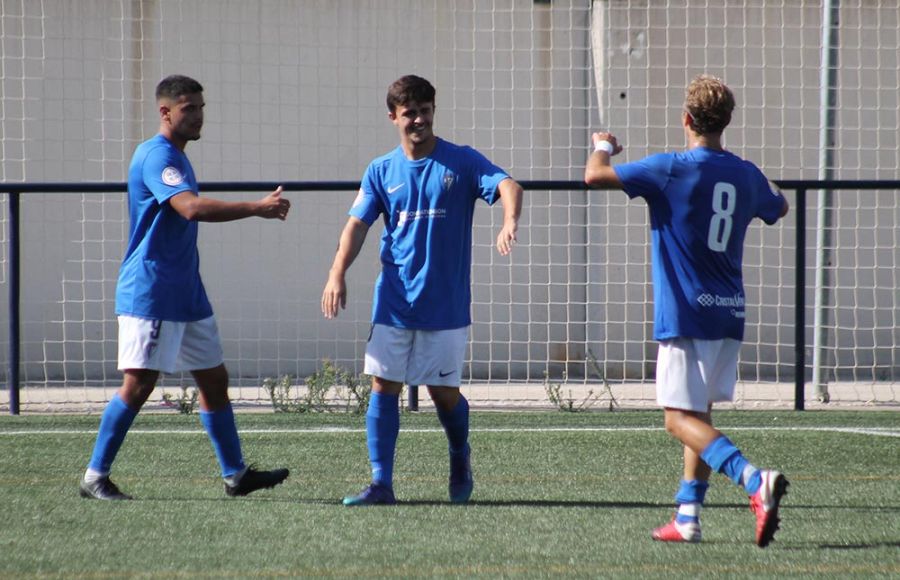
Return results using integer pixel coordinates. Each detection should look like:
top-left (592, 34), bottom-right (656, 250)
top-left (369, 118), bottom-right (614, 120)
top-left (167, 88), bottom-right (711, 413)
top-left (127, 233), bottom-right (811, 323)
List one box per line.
top-left (79, 75), bottom-right (291, 500)
top-left (321, 75), bottom-right (523, 505)
top-left (584, 75), bottom-right (790, 547)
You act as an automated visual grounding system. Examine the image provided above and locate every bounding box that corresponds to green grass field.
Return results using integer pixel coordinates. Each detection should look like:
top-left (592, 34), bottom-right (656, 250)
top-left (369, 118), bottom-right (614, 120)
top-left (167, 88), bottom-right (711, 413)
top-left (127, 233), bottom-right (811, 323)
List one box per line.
top-left (2, 410), bottom-right (898, 579)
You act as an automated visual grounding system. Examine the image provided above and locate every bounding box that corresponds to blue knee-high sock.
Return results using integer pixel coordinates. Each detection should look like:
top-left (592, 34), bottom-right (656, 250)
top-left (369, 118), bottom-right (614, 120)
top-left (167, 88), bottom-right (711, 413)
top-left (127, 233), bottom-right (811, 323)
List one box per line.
top-left (700, 435), bottom-right (761, 494)
top-left (436, 395), bottom-right (470, 455)
top-left (87, 394), bottom-right (138, 474)
top-left (199, 405), bottom-right (245, 479)
top-left (674, 479), bottom-right (709, 524)
top-left (366, 392), bottom-right (400, 488)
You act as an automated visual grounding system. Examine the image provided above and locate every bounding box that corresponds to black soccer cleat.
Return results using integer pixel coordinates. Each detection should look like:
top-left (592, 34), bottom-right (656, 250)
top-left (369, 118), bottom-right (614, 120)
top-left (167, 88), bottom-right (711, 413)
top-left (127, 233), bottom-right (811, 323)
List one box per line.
top-left (224, 466), bottom-right (290, 497)
top-left (79, 476), bottom-right (133, 500)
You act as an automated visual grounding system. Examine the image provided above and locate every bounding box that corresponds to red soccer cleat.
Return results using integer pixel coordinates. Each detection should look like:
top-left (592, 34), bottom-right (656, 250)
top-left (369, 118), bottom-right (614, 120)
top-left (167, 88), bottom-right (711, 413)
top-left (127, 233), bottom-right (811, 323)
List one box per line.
top-left (652, 516), bottom-right (702, 543)
top-left (749, 469), bottom-right (789, 547)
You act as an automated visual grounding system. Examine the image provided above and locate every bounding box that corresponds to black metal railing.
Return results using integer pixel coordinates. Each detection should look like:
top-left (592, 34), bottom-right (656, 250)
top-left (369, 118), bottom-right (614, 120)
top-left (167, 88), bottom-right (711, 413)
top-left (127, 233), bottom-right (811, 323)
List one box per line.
top-left (4, 179), bottom-right (899, 414)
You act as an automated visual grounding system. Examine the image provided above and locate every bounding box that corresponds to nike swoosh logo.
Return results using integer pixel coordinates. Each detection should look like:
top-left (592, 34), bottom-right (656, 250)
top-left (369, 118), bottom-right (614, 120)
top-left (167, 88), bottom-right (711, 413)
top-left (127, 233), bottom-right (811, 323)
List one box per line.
top-left (438, 370), bottom-right (454, 377)
top-left (387, 184), bottom-right (405, 194)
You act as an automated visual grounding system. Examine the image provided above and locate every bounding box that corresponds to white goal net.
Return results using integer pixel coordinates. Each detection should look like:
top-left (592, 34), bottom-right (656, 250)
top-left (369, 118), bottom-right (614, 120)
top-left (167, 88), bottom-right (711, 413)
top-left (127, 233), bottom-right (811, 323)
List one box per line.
top-left (0, 0), bottom-right (897, 411)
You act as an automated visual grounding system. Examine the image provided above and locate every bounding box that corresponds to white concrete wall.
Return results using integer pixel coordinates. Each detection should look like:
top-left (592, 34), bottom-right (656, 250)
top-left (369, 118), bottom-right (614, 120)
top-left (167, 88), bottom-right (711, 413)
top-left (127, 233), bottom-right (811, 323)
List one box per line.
top-left (0, 1), bottom-right (896, 392)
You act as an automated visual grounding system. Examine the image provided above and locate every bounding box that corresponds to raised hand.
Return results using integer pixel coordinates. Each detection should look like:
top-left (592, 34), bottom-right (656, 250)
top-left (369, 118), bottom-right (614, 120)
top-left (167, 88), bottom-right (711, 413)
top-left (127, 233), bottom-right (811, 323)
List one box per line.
top-left (258, 186), bottom-right (290, 220)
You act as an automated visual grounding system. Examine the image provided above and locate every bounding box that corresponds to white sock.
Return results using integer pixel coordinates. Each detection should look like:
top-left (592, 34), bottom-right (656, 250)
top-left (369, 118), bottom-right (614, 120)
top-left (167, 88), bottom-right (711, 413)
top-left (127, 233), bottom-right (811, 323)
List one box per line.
top-left (740, 464), bottom-right (758, 488)
top-left (676, 502), bottom-right (701, 522)
top-left (83, 468), bottom-right (107, 483)
top-left (224, 466), bottom-right (248, 487)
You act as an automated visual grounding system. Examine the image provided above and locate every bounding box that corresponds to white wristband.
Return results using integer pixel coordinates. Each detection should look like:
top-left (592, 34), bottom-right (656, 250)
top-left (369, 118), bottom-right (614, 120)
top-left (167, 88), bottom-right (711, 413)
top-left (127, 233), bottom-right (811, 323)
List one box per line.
top-left (594, 140), bottom-right (615, 155)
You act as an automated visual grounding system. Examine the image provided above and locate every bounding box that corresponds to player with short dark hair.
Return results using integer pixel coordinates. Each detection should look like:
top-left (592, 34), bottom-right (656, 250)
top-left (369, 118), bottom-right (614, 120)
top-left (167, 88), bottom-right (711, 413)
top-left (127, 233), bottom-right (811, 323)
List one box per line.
top-left (584, 74), bottom-right (790, 547)
top-left (80, 74), bottom-right (291, 500)
top-left (322, 74), bottom-right (523, 506)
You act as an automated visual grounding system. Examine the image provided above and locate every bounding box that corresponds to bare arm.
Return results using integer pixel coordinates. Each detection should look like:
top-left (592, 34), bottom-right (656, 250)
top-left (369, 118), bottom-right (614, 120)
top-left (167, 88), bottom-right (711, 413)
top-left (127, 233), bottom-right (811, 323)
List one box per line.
top-left (495, 177), bottom-right (523, 256)
top-left (168, 186), bottom-right (290, 222)
top-left (583, 132), bottom-right (624, 189)
top-left (321, 216), bottom-right (370, 319)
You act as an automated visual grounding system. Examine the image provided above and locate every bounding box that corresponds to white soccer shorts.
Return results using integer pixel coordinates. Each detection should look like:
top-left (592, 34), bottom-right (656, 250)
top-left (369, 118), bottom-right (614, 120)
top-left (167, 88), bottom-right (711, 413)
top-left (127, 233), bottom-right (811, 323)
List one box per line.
top-left (655, 337), bottom-right (742, 412)
top-left (117, 315), bottom-right (224, 374)
top-left (364, 324), bottom-right (468, 387)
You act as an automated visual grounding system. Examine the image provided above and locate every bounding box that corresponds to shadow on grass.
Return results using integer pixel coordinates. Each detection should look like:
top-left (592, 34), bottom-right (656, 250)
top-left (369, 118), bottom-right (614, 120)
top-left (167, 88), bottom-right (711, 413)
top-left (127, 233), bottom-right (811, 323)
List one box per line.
top-left (180, 497), bottom-right (670, 508)
top-left (404, 499), bottom-right (664, 508)
top-left (816, 541), bottom-right (900, 550)
top-left (133, 496), bottom-right (900, 513)
top-left (135, 496), bottom-right (667, 508)
top-left (777, 541), bottom-right (900, 551)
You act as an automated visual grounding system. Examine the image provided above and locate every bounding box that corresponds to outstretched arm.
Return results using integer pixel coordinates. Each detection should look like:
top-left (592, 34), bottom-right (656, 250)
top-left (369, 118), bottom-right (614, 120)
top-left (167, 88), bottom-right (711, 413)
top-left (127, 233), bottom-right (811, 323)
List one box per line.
top-left (584, 132), bottom-right (624, 189)
top-left (168, 186), bottom-right (290, 222)
top-left (322, 216), bottom-right (370, 319)
top-left (495, 177), bottom-right (523, 256)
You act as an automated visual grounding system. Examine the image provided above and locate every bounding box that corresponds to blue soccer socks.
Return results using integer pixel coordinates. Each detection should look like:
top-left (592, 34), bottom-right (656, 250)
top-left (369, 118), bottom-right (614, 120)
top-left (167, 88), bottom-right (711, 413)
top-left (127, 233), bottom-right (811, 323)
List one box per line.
top-left (86, 394), bottom-right (138, 476)
top-left (674, 479), bottom-right (709, 524)
top-left (436, 395), bottom-right (470, 455)
top-left (675, 478), bottom-right (709, 505)
top-left (200, 405), bottom-right (245, 479)
top-left (366, 391), bottom-right (400, 488)
top-left (701, 435), bottom-right (761, 494)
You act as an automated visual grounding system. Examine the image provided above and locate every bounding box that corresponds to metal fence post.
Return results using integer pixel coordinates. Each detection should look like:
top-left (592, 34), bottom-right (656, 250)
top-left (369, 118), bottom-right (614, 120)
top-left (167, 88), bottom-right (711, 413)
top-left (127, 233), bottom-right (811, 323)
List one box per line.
top-left (8, 192), bottom-right (21, 415)
top-left (794, 188), bottom-right (807, 411)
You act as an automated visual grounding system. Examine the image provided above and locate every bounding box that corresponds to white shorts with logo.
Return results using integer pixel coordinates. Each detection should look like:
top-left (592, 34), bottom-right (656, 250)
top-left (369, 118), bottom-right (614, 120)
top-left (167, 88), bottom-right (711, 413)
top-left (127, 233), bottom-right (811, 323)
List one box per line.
top-left (655, 337), bottom-right (741, 412)
top-left (117, 315), bottom-right (224, 374)
top-left (364, 324), bottom-right (468, 387)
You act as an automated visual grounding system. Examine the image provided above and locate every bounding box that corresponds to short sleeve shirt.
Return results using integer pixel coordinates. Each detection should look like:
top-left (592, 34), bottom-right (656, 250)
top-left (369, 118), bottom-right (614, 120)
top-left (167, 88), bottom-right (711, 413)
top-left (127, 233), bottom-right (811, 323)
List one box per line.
top-left (350, 138), bottom-right (509, 329)
top-left (115, 134), bottom-right (213, 321)
top-left (614, 147), bottom-right (785, 341)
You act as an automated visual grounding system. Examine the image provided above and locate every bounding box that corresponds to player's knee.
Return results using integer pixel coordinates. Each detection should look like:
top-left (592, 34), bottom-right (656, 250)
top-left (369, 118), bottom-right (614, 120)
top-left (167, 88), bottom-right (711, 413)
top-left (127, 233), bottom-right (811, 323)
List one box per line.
top-left (427, 386), bottom-right (460, 412)
top-left (663, 408), bottom-right (688, 437)
top-left (120, 369), bottom-right (159, 408)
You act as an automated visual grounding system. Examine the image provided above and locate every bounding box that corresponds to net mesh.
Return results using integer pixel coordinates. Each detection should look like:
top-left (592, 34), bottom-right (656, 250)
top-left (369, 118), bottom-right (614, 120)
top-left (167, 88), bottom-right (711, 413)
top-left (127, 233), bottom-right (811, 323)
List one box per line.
top-left (0, 0), bottom-right (897, 411)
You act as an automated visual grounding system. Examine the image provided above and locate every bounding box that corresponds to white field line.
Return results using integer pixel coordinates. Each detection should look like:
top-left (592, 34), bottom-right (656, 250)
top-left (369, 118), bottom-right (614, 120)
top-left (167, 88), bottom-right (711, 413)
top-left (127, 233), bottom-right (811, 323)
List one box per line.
top-left (0, 426), bottom-right (898, 437)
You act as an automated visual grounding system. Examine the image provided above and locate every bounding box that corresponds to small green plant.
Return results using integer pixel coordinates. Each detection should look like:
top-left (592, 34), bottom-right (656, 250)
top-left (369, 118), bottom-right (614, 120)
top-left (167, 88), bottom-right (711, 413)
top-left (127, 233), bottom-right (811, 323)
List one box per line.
top-left (543, 370), bottom-right (567, 410)
top-left (544, 349), bottom-right (619, 412)
top-left (303, 365), bottom-right (335, 411)
top-left (263, 360), bottom-right (371, 414)
top-left (341, 368), bottom-right (372, 414)
top-left (586, 348), bottom-right (619, 411)
top-left (543, 370), bottom-right (598, 412)
top-left (264, 374), bottom-right (305, 413)
top-left (161, 386), bottom-right (199, 415)
top-left (316, 359), bottom-right (372, 414)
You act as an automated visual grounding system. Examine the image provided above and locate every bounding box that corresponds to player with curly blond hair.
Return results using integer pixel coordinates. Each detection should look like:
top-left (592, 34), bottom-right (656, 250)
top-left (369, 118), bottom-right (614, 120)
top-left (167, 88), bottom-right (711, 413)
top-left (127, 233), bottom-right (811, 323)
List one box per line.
top-left (584, 74), bottom-right (790, 547)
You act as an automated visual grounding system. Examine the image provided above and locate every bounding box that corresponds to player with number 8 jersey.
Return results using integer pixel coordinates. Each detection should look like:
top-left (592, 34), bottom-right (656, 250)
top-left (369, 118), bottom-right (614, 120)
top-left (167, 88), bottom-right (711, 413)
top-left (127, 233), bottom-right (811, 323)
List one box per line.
top-left (584, 74), bottom-right (790, 547)
top-left (613, 142), bottom-right (782, 342)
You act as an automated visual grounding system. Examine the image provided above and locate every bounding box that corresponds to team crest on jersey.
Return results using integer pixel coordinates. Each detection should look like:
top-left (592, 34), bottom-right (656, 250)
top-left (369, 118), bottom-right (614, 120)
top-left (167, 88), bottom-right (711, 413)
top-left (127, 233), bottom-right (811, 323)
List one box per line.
top-left (161, 166), bottom-right (184, 186)
top-left (442, 171), bottom-right (456, 192)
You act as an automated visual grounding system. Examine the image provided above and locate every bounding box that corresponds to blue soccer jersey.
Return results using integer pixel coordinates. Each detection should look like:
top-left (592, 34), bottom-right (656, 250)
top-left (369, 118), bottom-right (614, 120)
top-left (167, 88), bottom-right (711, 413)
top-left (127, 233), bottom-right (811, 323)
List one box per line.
top-left (115, 134), bottom-right (213, 321)
top-left (350, 138), bottom-right (509, 329)
top-left (614, 147), bottom-right (785, 341)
